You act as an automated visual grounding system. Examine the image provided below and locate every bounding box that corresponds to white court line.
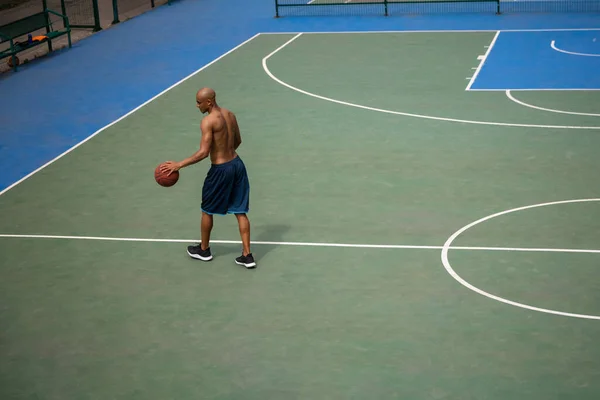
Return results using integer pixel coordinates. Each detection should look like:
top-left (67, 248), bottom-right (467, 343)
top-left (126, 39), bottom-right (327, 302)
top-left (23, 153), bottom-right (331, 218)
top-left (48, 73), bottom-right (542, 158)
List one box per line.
top-left (466, 31), bottom-right (500, 91)
top-left (470, 88), bottom-right (600, 92)
top-left (0, 33), bottom-right (262, 198)
top-left (506, 90), bottom-right (600, 117)
top-left (2, 234), bottom-right (600, 255)
top-left (259, 28), bottom-right (600, 35)
top-left (441, 198), bottom-right (600, 321)
top-left (551, 40), bottom-right (600, 57)
top-left (0, 233), bottom-right (437, 249)
top-left (262, 34), bottom-right (600, 130)
top-left (264, 33), bottom-right (304, 65)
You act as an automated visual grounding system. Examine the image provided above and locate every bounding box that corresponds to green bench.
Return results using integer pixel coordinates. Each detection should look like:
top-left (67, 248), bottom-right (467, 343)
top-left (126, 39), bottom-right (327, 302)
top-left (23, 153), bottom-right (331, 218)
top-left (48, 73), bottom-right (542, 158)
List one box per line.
top-left (0, 9), bottom-right (72, 72)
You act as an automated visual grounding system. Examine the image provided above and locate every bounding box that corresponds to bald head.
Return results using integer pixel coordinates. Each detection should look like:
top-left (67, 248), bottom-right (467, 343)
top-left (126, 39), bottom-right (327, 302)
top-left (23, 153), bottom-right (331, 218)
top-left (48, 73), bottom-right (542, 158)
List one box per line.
top-left (197, 87), bottom-right (216, 102)
top-left (196, 87), bottom-right (217, 114)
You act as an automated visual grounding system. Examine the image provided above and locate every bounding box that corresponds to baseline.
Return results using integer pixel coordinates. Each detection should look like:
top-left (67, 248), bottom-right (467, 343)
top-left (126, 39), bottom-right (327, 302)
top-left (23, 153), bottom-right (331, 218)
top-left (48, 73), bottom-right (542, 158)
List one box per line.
top-left (441, 198), bottom-right (600, 321)
top-left (470, 88), bottom-right (600, 92)
top-left (262, 34), bottom-right (600, 130)
top-left (259, 29), bottom-right (600, 35)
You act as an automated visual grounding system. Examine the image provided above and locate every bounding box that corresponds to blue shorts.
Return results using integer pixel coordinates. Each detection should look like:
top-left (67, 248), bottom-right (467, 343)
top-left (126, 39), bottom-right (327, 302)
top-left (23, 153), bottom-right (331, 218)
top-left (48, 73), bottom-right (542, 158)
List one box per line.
top-left (201, 155), bottom-right (250, 216)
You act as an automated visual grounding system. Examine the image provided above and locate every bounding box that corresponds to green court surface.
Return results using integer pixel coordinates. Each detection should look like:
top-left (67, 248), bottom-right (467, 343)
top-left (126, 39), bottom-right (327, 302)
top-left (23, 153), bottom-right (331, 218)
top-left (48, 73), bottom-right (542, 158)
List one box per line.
top-left (2, 32), bottom-right (600, 399)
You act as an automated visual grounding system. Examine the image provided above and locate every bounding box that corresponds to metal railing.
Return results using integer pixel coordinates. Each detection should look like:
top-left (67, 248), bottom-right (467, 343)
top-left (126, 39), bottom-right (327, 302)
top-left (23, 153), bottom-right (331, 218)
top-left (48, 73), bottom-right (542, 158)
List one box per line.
top-left (274, 0), bottom-right (600, 17)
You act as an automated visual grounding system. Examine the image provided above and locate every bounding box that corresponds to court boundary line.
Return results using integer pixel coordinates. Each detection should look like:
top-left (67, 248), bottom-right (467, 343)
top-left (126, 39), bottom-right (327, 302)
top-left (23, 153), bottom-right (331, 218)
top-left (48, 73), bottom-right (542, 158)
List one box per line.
top-left (469, 88), bottom-right (600, 92)
top-left (262, 33), bottom-right (600, 130)
top-left (2, 233), bottom-right (600, 255)
top-left (259, 28), bottom-right (600, 35)
top-left (0, 33), bottom-right (262, 198)
top-left (506, 90), bottom-right (600, 117)
top-left (465, 30), bottom-right (500, 91)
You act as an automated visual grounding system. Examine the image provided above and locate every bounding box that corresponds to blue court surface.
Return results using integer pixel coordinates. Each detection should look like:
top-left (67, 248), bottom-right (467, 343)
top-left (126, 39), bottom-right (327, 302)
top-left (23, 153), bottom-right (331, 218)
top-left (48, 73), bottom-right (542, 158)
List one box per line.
top-left (470, 29), bottom-right (600, 90)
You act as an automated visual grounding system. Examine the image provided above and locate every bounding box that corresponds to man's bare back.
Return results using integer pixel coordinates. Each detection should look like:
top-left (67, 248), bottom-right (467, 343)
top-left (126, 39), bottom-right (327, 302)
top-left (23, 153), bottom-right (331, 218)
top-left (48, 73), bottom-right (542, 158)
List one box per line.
top-left (204, 106), bottom-right (242, 165)
top-left (160, 88), bottom-right (243, 172)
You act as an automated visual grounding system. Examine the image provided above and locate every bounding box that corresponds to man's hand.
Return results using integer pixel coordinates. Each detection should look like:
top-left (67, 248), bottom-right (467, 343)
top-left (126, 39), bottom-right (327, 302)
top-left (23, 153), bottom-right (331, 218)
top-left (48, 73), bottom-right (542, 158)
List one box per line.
top-left (160, 161), bottom-right (181, 176)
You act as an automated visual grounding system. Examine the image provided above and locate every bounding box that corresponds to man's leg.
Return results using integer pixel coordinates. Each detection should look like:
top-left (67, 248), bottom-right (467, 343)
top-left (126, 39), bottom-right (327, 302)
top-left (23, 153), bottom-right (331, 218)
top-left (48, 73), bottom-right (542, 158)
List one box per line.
top-left (188, 166), bottom-right (223, 261)
top-left (235, 213), bottom-right (251, 256)
top-left (187, 211), bottom-right (214, 260)
top-left (228, 157), bottom-right (255, 268)
top-left (234, 213), bottom-right (256, 268)
top-left (187, 211), bottom-right (214, 261)
top-left (201, 211), bottom-right (214, 250)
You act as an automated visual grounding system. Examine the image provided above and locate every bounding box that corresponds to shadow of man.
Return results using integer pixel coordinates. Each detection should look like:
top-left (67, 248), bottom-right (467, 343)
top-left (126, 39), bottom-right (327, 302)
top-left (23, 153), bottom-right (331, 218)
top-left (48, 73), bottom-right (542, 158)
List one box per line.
top-left (212, 223), bottom-right (291, 262)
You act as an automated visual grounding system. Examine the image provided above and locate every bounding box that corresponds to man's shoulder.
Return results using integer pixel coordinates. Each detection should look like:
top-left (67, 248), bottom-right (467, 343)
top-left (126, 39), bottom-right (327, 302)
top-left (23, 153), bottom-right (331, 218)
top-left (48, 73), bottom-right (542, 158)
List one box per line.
top-left (221, 107), bottom-right (237, 117)
top-left (203, 111), bottom-right (220, 123)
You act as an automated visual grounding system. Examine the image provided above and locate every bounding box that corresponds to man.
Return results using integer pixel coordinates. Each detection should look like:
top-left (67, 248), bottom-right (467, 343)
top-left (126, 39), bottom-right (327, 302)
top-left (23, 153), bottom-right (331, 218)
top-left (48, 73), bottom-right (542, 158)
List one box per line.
top-left (160, 88), bottom-right (256, 269)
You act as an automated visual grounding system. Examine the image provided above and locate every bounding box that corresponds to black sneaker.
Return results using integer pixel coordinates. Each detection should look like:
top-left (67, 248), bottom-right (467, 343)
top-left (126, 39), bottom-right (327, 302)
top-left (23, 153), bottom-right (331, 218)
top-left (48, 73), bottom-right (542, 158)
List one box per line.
top-left (187, 244), bottom-right (213, 261)
top-left (235, 253), bottom-right (256, 269)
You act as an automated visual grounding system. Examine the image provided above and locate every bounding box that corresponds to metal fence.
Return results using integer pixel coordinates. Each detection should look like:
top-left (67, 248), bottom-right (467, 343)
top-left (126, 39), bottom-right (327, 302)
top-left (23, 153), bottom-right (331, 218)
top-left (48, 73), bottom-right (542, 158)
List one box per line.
top-left (1, 0), bottom-right (173, 32)
top-left (110, 0), bottom-right (171, 25)
top-left (274, 0), bottom-right (600, 17)
top-left (0, 0), bottom-right (99, 28)
top-left (45, 0), bottom-right (100, 30)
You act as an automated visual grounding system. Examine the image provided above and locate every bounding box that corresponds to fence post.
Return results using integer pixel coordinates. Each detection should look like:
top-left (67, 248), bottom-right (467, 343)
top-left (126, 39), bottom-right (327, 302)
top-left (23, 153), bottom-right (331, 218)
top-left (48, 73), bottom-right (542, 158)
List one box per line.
top-left (42, 0), bottom-right (53, 51)
top-left (384, 0), bottom-right (388, 16)
top-left (59, 0), bottom-right (67, 18)
top-left (275, 0), bottom-right (280, 18)
top-left (496, 0), bottom-right (501, 14)
top-left (112, 0), bottom-right (120, 24)
top-left (91, 0), bottom-right (101, 30)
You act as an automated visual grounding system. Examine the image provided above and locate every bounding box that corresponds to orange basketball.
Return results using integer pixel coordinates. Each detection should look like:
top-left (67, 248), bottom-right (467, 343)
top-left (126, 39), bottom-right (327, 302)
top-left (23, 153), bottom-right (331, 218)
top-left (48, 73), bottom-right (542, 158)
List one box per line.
top-left (154, 163), bottom-right (179, 187)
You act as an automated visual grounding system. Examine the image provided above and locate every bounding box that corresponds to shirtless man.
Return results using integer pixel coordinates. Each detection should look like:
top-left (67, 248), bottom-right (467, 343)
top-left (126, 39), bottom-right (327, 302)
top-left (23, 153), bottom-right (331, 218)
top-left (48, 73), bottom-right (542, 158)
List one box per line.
top-left (161, 88), bottom-right (255, 269)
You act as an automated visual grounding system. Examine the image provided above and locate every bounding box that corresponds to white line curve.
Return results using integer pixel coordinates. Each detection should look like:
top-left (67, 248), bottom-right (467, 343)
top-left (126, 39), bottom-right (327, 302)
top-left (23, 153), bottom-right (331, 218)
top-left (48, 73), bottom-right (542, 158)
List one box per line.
top-left (441, 198), bottom-right (600, 321)
top-left (551, 40), bottom-right (600, 57)
top-left (506, 90), bottom-right (600, 117)
top-left (262, 35), bottom-right (600, 130)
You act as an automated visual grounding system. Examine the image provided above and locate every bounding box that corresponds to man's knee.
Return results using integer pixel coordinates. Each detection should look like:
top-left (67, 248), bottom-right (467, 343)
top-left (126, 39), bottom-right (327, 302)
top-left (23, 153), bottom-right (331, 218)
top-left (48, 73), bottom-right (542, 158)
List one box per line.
top-left (234, 213), bottom-right (250, 223)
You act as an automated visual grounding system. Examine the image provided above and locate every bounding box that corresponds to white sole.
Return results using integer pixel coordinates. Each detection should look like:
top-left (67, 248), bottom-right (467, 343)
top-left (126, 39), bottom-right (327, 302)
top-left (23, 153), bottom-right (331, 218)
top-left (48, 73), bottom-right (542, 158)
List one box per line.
top-left (187, 250), bottom-right (213, 261)
top-left (235, 260), bottom-right (256, 268)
